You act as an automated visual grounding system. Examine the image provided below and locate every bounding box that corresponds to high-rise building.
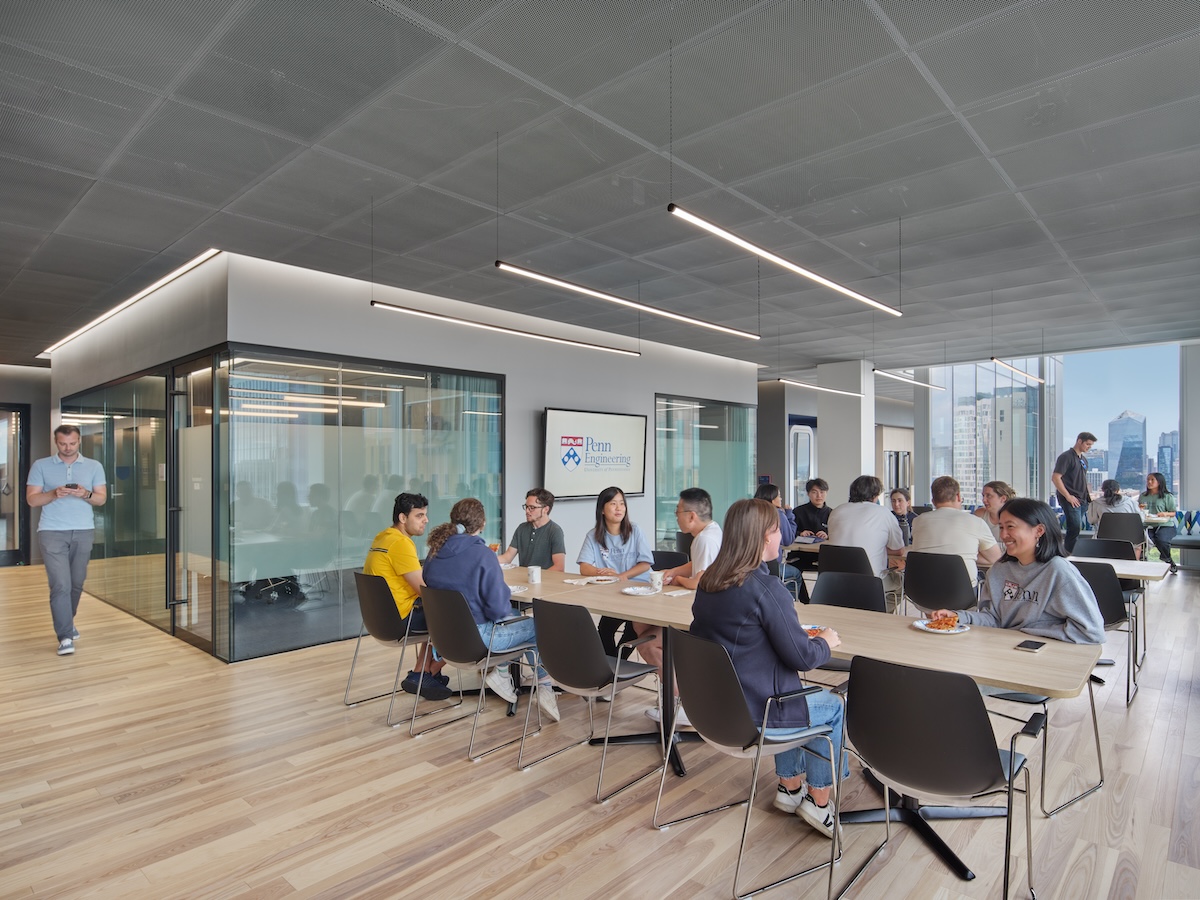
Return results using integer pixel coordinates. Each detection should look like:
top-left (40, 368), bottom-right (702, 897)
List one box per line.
top-left (1110, 410), bottom-right (1147, 491)
top-left (1158, 430), bottom-right (1180, 492)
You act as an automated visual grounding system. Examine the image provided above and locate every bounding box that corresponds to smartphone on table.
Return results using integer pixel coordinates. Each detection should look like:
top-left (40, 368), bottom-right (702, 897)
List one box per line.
top-left (1015, 639), bottom-right (1045, 652)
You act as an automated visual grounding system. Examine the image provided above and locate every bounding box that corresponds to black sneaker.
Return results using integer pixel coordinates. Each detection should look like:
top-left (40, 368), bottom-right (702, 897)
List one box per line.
top-left (417, 672), bottom-right (453, 701)
top-left (400, 670), bottom-right (422, 695)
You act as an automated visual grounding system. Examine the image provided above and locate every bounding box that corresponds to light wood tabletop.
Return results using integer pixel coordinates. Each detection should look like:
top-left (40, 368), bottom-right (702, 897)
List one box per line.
top-left (504, 568), bottom-right (1100, 699)
top-left (1067, 556), bottom-right (1170, 581)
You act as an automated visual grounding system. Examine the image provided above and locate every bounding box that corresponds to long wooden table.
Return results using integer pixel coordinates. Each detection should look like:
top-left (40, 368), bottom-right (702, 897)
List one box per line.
top-left (1067, 556), bottom-right (1169, 581)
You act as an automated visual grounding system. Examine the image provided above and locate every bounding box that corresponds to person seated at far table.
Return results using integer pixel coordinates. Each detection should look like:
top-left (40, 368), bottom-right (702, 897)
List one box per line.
top-left (910, 475), bottom-right (1002, 587)
top-left (364, 492), bottom-right (451, 700)
top-left (974, 480), bottom-right (1016, 542)
top-left (691, 498), bottom-right (847, 838)
top-left (789, 478), bottom-right (831, 573)
top-left (754, 482), bottom-right (798, 578)
top-left (497, 488), bottom-right (566, 571)
top-left (578, 486), bottom-right (654, 659)
top-left (660, 487), bottom-right (724, 590)
top-left (1140, 472), bottom-right (1178, 574)
top-left (1086, 478), bottom-right (1140, 530)
top-left (827, 475), bottom-right (905, 597)
top-left (423, 498), bottom-right (560, 721)
top-left (930, 498), bottom-right (1104, 645)
top-left (889, 488), bottom-right (918, 545)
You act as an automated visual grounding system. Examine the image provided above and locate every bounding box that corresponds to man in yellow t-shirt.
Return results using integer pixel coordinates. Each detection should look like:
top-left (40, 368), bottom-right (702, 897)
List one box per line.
top-left (364, 492), bottom-right (450, 700)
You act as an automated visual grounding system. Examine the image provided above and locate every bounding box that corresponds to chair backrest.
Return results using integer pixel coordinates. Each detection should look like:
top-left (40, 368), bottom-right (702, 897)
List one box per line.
top-left (1073, 537), bottom-right (1136, 561)
top-left (903, 551), bottom-right (978, 611)
top-left (818, 543), bottom-right (874, 577)
top-left (653, 550), bottom-right (689, 571)
top-left (809, 572), bottom-right (887, 613)
top-left (847, 656), bottom-right (1006, 797)
top-left (1070, 561), bottom-right (1129, 629)
top-left (532, 598), bottom-right (615, 690)
top-left (669, 628), bottom-right (762, 751)
top-left (912, 505), bottom-right (933, 515)
top-left (354, 571), bottom-right (409, 643)
top-left (675, 531), bottom-right (694, 558)
top-left (1095, 512), bottom-right (1146, 547)
top-left (419, 587), bottom-right (491, 665)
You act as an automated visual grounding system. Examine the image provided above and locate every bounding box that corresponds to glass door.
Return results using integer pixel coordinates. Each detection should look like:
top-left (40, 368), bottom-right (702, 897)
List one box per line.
top-left (788, 424), bottom-right (816, 508)
top-left (171, 357), bottom-right (215, 652)
top-left (0, 404), bottom-right (30, 566)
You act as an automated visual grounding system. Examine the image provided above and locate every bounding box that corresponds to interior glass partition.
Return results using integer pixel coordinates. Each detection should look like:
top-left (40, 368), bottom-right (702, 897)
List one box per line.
top-left (654, 395), bottom-right (755, 549)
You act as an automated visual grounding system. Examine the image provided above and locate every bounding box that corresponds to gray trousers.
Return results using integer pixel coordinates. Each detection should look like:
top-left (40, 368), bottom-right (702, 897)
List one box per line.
top-left (39, 529), bottom-right (95, 640)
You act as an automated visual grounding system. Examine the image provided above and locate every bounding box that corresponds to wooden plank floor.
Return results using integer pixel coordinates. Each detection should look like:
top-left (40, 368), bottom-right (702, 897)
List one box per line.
top-left (2, 564), bottom-right (1199, 899)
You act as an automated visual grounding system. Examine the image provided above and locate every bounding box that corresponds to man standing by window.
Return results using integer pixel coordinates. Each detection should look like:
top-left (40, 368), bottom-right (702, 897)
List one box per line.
top-left (1051, 431), bottom-right (1096, 554)
top-left (26, 424), bottom-right (107, 656)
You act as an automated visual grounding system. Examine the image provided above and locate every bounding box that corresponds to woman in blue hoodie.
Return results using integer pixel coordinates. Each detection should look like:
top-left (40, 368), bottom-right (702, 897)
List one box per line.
top-left (423, 497), bottom-right (560, 721)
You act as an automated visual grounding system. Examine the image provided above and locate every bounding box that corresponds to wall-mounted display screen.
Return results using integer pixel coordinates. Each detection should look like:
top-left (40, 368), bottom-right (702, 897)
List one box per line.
top-left (542, 408), bottom-right (646, 500)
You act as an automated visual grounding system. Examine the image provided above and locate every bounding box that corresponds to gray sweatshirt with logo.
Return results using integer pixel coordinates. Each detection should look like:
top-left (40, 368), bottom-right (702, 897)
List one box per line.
top-left (957, 556), bottom-right (1105, 644)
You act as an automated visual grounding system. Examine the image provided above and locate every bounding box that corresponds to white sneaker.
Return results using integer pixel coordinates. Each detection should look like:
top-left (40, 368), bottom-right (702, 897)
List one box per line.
top-left (537, 684), bottom-right (561, 722)
top-left (644, 705), bottom-right (692, 728)
top-left (57, 638), bottom-right (75, 656)
top-left (485, 667), bottom-right (518, 703)
top-left (796, 790), bottom-right (840, 840)
top-left (773, 784), bottom-right (806, 814)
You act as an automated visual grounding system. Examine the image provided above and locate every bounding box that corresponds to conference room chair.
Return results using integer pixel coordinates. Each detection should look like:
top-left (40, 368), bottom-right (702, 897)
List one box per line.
top-left (901, 551), bottom-right (979, 616)
top-left (415, 587), bottom-right (541, 761)
top-left (674, 530), bottom-right (694, 558)
top-left (837, 656), bottom-right (1041, 900)
top-left (652, 549), bottom-right (689, 571)
top-left (1073, 537), bottom-right (1147, 668)
top-left (518, 599), bottom-right (663, 801)
top-left (1073, 560), bottom-right (1139, 706)
top-left (808, 572), bottom-right (887, 682)
top-left (344, 571), bottom-right (461, 728)
top-left (767, 558), bottom-right (810, 603)
top-left (654, 628), bottom-right (841, 900)
top-left (817, 544), bottom-right (874, 577)
top-left (1095, 511), bottom-right (1147, 558)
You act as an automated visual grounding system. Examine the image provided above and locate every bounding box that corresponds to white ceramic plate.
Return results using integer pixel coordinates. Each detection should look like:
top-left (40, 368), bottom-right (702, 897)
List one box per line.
top-left (913, 619), bottom-right (970, 635)
top-left (621, 585), bottom-right (658, 596)
top-left (509, 585), bottom-right (529, 595)
top-left (588, 576), bottom-right (619, 585)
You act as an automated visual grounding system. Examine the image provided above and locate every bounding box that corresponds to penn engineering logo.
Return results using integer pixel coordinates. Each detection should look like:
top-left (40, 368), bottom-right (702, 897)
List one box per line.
top-left (560, 434), bottom-right (632, 473)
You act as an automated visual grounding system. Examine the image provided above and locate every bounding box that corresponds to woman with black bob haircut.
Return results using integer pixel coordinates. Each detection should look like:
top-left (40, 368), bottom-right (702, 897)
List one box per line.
top-left (690, 499), bottom-right (846, 839)
top-left (931, 497), bottom-right (1104, 644)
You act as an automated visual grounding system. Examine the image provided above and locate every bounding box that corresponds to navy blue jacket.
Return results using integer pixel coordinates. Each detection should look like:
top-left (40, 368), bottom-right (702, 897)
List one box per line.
top-left (423, 533), bottom-right (513, 624)
top-left (691, 566), bottom-right (831, 729)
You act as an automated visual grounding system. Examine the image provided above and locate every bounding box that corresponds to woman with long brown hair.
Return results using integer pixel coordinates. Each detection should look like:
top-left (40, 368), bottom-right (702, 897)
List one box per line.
top-left (690, 499), bottom-right (846, 839)
top-left (423, 498), bottom-right (560, 721)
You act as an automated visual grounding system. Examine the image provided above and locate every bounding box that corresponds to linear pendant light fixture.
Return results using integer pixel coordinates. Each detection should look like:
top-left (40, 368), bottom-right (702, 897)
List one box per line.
top-left (988, 290), bottom-right (1043, 383)
top-left (371, 299), bottom-right (640, 357)
top-left (667, 204), bottom-right (901, 317)
top-left (991, 357), bottom-right (1045, 384)
top-left (777, 377), bottom-right (864, 399)
top-left (873, 368), bottom-right (945, 391)
top-left (494, 260), bottom-right (760, 340)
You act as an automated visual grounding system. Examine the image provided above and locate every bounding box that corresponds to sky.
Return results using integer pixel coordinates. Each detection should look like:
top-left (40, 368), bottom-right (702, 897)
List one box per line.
top-left (1063, 345), bottom-right (1179, 453)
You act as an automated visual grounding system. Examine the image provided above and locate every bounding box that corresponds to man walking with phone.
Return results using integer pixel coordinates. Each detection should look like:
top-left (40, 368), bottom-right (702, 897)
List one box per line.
top-left (26, 424), bottom-right (107, 656)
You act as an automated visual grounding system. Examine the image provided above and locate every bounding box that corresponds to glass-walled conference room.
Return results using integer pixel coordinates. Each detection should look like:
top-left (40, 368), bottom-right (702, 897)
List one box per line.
top-left (63, 347), bottom-right (503, 661)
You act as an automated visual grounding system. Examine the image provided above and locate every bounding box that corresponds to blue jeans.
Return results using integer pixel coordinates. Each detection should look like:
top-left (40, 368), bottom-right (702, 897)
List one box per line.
top-left (763, 690), bottom-right (847, 789)
top-left (39, 529), bottom-right (94, 640)
top-left (1062, 499), bottom-right (1087, 554)
top-left (477, 609), bottom-right (546, 680)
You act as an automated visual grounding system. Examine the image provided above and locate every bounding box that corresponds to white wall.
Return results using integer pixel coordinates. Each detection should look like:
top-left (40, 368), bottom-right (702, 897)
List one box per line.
top-left (0, 365), bottom-right (53, 562)
top-left (221, 255), bottom-right (757, 558)
top-left (1182, 343), bottom-right (1200, 508)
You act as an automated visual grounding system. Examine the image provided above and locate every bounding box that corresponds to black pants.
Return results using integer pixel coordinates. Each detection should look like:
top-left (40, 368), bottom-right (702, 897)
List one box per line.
top-left (1148, 525), bottom-right (1177, 565)
top-left (597, 616), bottom-right (636, 657)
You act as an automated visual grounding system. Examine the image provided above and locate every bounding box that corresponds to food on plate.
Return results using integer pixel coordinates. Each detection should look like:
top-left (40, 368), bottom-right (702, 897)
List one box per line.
top-left (925, 613), bottom-right (959, 632)
top-left (805, 627), bottom-right (823, 638)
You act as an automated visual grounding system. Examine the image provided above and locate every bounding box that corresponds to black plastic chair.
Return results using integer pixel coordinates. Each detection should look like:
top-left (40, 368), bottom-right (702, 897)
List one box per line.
top-left (767, 558), bottom-right (810, 603)
top-left (653, 628), bottom-right (841, 900)
top-left (1095, 512), bottom-right (1147, 556)
top-left (1074, 560), bottom-right (1139, 706)
top-left (416, 587), bottom-right (540, 760)
top-left (808, 573), bottom-right (886, 677)
top-left (344, 571), bottom-right (461, 727)
top-left (1073, 537), bottom-right (1147, 667)
top-left (817, 544), bottom-right (874, 577)
top-left (518, 599), bottom-right (663, 800)
top-left (675, 530), bottom-right (694, 558)
top-left (837, 657), bottom-right (1041, 900)
top-left (652, 550), bottom-right (688, 571)
top-left (901, 551), bottom-right (979, 615)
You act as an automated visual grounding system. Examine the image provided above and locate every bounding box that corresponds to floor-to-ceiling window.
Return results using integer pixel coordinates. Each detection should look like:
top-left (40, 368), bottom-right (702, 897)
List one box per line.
top-left (654, 395), bottom-right (755, 548)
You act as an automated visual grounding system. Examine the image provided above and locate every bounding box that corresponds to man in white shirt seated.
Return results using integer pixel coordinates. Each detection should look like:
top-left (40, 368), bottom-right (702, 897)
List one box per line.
top-left (662, 487), bottom-right (723, 590)
top-left (827, 475), bottom-right (905, 581)
top-left (910, 475), bottom-right (1002, 586)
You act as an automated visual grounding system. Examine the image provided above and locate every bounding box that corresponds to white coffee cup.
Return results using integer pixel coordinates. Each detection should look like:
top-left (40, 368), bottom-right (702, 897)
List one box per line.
top-left (527, 565), bottom-right (541, 584)
top-left (649, 570), bottom-right (664, 592)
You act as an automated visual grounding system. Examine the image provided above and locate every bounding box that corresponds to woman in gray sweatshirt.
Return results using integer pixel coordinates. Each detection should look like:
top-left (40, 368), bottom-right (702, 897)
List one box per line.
top-left (932, 498), bottom-right (1104, 644)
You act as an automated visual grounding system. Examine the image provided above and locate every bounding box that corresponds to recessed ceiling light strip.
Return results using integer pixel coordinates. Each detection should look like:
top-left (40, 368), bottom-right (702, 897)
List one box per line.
top-left (667, 205), bottom-right (902, 318)
top-left (777, 378), bottom-right (864, 399)
top-left (873, 368), bottom-right (945, 391)
top-left (495, 260), bottom-right (760, 340)
top-left (370, 299), bottom-right (640, 357)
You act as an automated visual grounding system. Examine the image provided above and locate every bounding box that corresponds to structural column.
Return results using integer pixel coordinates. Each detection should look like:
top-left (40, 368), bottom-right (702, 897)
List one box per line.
top-left (816, 359), bottom-right (875, 502)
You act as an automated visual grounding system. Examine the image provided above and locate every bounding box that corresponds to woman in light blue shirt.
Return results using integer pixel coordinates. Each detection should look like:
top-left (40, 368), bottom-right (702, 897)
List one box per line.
top-left (578, 485), bottom-right (653, 657)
